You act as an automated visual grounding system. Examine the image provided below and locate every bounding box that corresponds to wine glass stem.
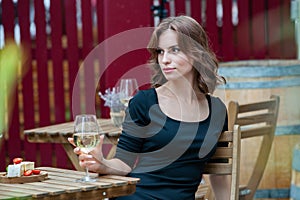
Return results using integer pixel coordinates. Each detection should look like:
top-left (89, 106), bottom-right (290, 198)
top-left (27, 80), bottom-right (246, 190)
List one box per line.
top-left (85, 167), bottom-right (89, 178)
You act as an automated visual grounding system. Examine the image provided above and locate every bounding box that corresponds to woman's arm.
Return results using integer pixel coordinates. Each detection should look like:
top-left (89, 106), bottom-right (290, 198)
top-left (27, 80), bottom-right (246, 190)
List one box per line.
top-left (209, 175), bottom-right (231, 200)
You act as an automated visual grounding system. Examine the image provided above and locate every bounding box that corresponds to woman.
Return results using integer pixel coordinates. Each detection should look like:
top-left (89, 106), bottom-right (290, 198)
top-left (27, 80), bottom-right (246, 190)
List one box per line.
top-left (70, 15), bottom-right (229, 200)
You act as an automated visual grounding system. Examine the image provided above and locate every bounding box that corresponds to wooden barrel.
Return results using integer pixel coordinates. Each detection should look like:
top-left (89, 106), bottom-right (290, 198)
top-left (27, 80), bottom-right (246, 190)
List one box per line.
top-left (291, 144), bottom-right (300, 200)
top-left (215, 60), bottom-right (300, 199)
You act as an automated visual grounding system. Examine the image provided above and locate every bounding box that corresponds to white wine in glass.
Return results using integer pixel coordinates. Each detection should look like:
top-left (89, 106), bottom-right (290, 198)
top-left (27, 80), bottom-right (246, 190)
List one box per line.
top-left (119, 78), bottom-right (139, 107)
top-left (73, 114), bottom-right (100, 182)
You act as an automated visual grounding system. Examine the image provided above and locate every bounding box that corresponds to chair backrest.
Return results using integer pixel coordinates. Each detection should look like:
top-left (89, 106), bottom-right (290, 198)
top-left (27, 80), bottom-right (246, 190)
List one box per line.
top-left (228, 95), bottom-right (280, 199)
top-left (196, 125), bottom-right (241, 200)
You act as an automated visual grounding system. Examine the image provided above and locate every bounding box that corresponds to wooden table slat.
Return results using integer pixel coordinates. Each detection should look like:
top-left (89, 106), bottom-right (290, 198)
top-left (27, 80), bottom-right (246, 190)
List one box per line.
top-left (0, 195), bottom-right (17, 200)
top-left (0, 184), bottom-right (48, 198)
top-left (24, 182), bottom-right (69, 195)
top-left (24, 119), bottom-right (121, 136)
top-left (46, 174), bottom-right (113, 189)
top-left (95, 177), bottom-right (128, 186)
top-left (102, 175), bottom-right (140, 184)
top-left (0, 189), bottom-right (32, 198)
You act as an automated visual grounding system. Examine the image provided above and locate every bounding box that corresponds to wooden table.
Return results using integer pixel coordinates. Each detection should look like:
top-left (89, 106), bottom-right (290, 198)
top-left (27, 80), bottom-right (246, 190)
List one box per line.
top-left (24, 119), bottom-right (121, 171)
top-left (0, 167), bottom-right (139, 199)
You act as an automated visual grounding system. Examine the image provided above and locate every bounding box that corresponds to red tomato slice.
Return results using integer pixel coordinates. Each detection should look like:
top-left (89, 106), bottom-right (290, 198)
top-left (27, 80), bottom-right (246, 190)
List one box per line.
top-left (24, 170), bottom-right (33, 176)
top-left (13, 158), bottom-right (23, 164)
top-left (32, 169), bottom-right (41, 175)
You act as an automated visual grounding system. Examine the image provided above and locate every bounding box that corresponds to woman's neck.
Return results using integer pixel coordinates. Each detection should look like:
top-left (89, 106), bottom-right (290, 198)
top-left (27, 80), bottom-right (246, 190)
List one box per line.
top-left (162, 80), bottom-right (203, 103)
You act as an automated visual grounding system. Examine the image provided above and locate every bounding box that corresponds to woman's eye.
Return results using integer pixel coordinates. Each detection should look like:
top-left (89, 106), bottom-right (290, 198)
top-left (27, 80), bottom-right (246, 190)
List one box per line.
top-left (156, 49), bottom-right (164, 55)
top-left (171, 47), bottom-right (180, 54)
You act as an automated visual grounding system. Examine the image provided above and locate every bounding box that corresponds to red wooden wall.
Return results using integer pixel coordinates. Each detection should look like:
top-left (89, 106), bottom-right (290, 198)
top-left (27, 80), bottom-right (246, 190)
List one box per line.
top-left (0, 0), bottom-right (296, 172)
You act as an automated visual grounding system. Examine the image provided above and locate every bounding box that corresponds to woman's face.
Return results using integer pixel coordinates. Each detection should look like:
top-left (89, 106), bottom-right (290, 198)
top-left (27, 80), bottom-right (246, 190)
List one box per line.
top-left (156, 30), bottom-right (194, 82)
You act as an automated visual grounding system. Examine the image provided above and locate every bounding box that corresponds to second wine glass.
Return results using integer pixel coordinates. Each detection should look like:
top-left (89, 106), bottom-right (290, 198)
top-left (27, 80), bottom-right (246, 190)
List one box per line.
top-left (73, 114), bottom-right (100, 182)
top-left (119, 78), bottom-right (139, 107)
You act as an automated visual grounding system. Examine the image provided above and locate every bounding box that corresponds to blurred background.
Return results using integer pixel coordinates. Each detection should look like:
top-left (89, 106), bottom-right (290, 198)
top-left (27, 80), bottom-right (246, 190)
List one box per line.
top-left (0, 0), bottom-right (299, 199)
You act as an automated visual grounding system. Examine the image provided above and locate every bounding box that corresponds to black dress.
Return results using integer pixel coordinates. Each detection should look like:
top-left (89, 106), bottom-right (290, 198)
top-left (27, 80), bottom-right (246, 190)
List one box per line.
top-left (114, 88), bottom-right (227, 200)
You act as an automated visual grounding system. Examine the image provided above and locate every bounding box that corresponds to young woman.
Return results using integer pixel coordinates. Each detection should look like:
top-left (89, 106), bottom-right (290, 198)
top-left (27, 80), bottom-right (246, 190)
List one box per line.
top-left (70, 15), bottom-right (229, 200)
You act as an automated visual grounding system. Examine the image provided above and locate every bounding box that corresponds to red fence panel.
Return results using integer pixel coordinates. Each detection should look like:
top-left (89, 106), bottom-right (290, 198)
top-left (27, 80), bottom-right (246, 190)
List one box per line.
top-left (50, 0), bottom-right (70, 168)
top-left (206, 0), bottom-right (220, 55)
top-left (190, 0), bottom-right (202, 23)
top-left (221, 0), bottom-right (235, 61)
top-left (34, 0), bottom-right (53, 167)
top-left (64, 0), bottom-right (80, 120)
top-left (18, 0), bottom-right (37, 164)
top-left (267, 0), bottom-right (283, 58)
top-left (282, 0), bottom-right (297, 58)
top-left (235, 0), bottom-right (251, 60)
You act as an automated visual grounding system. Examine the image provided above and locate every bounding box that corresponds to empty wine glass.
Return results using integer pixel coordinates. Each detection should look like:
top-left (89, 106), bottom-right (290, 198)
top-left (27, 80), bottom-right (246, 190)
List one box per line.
top-left (73, 114), bottom-right (100, 182)
top-left (119, 78), bottom-right (139, 107)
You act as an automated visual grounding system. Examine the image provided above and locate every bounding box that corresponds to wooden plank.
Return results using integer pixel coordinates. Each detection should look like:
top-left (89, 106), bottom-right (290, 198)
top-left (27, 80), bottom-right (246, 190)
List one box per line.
top-left (101, 175), bottom-right (140, 184)
top-left (251, 0), bottom-right (267, 59)
top-left (43, 168), bottom-right (120, 186)
top-left (34, 0), bottom-right (53, 167)
top-left (241, 125), bottom-right (272, 138)
top-left (18, 0), bottom-right (37, 164)
top-left (238, 100), bottom-right (276, 113)
top-left (190, 0), bottom-right (202, 23)
top-left (64, 0), bottom-right (80, 120)
top-left (49, 0), bottom-right (70, 169)
top-left (212, 147), bottom-right (233, 158)
top-left (0, 195), bottom-right (19, 200)
top-left (81, 0), bottom-right (97, 115)
top-left (236, 0), bottom-right (251, 60)
top-left (23, 182), bottom-right (67, 195)
top-left (0, 183), bottom-right (48, 198)
top-left (26, 181), bottom-right (81, 195)
top-left (236, 113), bottom-right (274, 125)
top-left (203, 163), bottom-right (232, 175)
top-left (218, 131), bottom-right (233, 142)
top-left (0, 189), bottom-right (32, 199)
top-left (50, 0), bottom-right (66, 124)
top-left (282, 0), bottom-right (296, 58)
top-left (174, 0), bottom-right (186, 15)
top-left (266, 0), bottom-right (282, 58)
top-left (45, 175), bottom-right (105, 191)
top-left (221, 0), bottom-right (235, 61)
top-left (24, 118), bottom-right (120, 136)
top-left (205, 0), bottom-right (220, 55)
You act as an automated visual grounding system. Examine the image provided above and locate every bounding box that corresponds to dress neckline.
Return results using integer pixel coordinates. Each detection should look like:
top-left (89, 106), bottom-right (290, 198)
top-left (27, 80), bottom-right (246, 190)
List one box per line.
top-left (151, 88), bottom-right (211, 124)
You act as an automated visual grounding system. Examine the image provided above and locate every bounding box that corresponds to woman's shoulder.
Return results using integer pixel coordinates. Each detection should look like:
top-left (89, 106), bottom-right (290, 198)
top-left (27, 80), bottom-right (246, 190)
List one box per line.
top-left (131, 88), bottom-right (157, 103)
top-left (207, 95), bottom-right (227, 114)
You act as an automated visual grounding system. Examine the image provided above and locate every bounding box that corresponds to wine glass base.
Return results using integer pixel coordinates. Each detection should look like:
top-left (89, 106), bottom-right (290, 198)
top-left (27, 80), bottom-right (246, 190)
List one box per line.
top-left (75, 176), bottom-right (98, 183)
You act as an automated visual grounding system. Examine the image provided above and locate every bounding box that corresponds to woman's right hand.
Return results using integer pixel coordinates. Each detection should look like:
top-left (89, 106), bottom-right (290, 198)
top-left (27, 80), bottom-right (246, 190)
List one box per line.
top-left (68, 135), bottom-right (107, 174)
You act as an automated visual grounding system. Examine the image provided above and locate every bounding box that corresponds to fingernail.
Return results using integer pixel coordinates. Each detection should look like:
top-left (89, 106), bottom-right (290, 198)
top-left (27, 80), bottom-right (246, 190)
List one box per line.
top-left (86, 155), bottom-right (93, 158)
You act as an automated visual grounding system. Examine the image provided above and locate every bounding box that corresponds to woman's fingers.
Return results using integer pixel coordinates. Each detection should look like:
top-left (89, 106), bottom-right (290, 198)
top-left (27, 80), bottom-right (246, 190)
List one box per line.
top-left (90, 134), bottom-right (104, 162)
top-left (67, 137), bottom-right (76, 147)
top-left (67, 137), bottom-right (82, 154)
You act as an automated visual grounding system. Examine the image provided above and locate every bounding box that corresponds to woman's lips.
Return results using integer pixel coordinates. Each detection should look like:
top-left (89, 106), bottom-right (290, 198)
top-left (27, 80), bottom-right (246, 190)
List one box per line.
top-left (163, 67), bottom-right (176, 73)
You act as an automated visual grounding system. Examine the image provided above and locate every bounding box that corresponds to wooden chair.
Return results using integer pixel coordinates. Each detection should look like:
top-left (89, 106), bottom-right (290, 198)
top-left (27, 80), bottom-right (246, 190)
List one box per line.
top-left (228, 95), bottom-right (280, 200)
top-left (195, 124), bottom-right (241, 200)
top-left (196, 95), bottom-right (280, 200)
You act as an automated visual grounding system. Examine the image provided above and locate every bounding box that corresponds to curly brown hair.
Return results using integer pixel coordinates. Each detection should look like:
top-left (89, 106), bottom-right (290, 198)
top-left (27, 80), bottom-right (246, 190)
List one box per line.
top-left (147, 15), bottom-right (225, 94)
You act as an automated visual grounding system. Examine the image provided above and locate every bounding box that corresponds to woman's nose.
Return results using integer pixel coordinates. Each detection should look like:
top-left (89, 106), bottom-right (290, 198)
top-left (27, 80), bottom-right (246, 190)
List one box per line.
top-left (161, 52), bottom-right (171, 64)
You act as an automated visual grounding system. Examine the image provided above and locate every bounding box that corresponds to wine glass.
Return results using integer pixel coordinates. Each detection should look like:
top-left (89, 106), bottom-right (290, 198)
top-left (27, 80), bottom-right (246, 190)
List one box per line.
top-left (73, 114), bottom-right (100, 182)
top-left (119, 78), bottom-right (139, 107)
